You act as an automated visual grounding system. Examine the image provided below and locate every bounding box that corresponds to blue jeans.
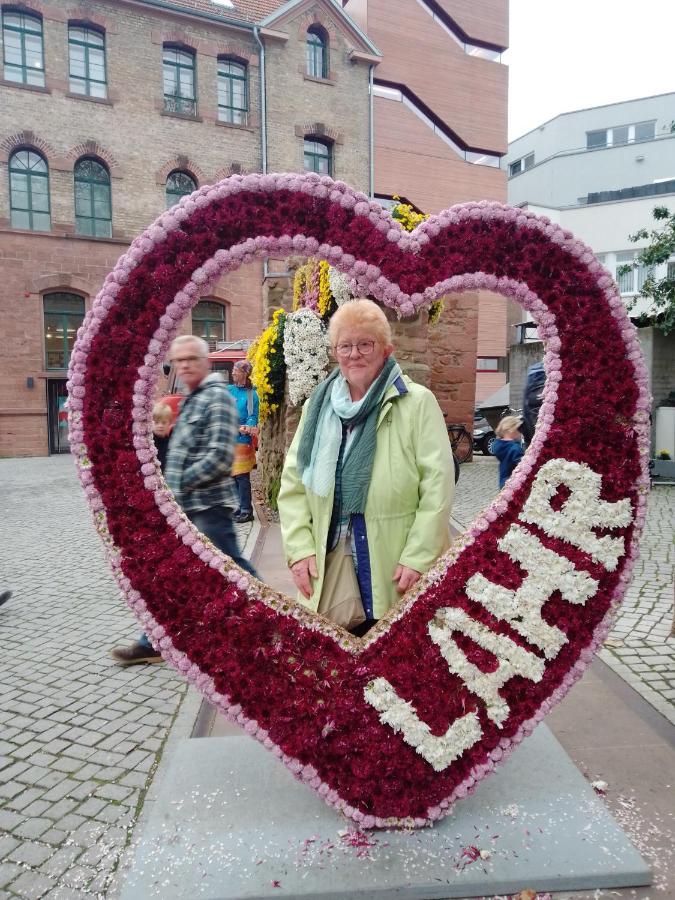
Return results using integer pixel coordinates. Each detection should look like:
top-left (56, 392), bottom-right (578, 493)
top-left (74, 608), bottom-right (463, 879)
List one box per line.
top-left (234, 473), bottom-right (252, 515)
top-left (139, 505), bottom-right (259, 648)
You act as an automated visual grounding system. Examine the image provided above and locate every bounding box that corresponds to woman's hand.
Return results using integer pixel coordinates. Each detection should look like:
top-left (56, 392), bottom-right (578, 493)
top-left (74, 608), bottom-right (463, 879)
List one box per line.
top-left (393, 564), bottom-right (421, 595)
top-left (290, 555), bottom-right (318, 599)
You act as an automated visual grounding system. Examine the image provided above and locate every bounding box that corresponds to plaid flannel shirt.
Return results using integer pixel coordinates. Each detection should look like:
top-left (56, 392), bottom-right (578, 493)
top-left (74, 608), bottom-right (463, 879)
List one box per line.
top-left (164, 372), bottom-right (239, 513)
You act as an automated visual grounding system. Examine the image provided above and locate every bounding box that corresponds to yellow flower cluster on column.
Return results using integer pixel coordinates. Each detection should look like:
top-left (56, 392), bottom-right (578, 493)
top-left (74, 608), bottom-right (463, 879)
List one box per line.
top-left (317, 260), bottom-right (333, 317)
top-left (248, 308), bottom-right (287, 423)
top-left (392, 198), bottom-right (445, 326)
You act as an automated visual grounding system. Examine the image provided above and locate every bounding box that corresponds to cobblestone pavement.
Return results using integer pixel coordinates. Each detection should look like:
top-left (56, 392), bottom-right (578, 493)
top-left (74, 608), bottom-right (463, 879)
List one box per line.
top-left (1, 453), bottom-right (672, 898)
top-left (0, 456), bottom-right (253, 899)
top-left (453, 456), bottom-right (675, 725)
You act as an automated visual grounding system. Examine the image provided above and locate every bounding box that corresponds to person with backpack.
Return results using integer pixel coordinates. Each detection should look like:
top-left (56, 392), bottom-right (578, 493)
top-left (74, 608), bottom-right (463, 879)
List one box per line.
top-left (228, 360), bottom-right (259, 524)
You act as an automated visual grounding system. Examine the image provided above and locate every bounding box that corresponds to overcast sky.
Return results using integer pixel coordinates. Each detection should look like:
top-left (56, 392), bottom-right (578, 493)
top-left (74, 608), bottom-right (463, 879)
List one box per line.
top-left (505, 0), bottom-right (675, 142)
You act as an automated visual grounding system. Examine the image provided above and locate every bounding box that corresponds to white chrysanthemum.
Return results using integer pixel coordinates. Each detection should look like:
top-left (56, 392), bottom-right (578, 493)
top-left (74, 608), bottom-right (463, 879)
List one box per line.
top-left (283, 308), bottom-right (330, 406)
top-left (328, 266), bottom-right (355, 306)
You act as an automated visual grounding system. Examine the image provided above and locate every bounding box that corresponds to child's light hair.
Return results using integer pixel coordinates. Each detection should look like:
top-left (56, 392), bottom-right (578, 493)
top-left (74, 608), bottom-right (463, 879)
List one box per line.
top-left (152, 402), bottom-right (173, 423)
top-left (495, 415), bottom-right (522, 438)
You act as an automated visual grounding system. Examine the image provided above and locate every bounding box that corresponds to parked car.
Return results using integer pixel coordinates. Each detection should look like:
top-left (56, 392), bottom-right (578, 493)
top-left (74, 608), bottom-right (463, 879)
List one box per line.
top-left (473, 411), bottom-right (496, 456)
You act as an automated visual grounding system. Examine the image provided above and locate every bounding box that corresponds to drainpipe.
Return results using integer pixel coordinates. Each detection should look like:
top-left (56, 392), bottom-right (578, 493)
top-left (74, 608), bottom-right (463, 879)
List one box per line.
top-left (368, 64), bottom-right (374, 197)
top-left (254, 26), bottom-right (272, 282)
top-left (253, 26), bottom-right (267, 175)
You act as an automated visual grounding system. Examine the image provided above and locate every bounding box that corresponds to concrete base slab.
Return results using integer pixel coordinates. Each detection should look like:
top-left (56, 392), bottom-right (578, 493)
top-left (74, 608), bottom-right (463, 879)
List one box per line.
top-left (119, 725), bottom-right (650, 899)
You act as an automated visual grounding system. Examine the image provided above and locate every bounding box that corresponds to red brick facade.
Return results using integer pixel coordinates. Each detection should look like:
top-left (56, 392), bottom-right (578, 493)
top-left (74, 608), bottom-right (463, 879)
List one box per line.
top-left (0, 0), bottom-right (375, 455)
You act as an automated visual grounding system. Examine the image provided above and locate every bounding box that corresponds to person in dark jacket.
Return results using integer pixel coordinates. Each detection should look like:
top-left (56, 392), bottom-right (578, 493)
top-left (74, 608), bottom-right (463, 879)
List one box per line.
top-left (492, 415), bottom-right (524, 489)
top-left (521, 361), bottom-right (545, 446)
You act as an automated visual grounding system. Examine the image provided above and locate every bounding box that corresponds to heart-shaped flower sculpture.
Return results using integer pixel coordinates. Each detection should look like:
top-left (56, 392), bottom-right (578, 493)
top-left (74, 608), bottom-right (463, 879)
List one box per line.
top-left (68, 173), bottom-right (650, 829)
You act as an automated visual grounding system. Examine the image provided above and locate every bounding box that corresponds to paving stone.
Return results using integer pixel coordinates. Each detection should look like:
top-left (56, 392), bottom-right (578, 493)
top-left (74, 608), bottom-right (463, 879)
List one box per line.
top-left (0, 834), bottom-right (20, 860)
top-left (0, 808), bottom-right (23, 831)
top-left (94, 782), bottom-right (134, 803)
top-left (8, 870), bottom-right (57, 899)
top-left (8, 840), bottom-right (53, 867)
top-left (0, 861), bottom-right (24, 889)
top-left (59, 864), bottom-right (97, 889)
top-left (14, 816), bottom-right (53, 840)
top-left (39, 846), bottom-right (82, 879)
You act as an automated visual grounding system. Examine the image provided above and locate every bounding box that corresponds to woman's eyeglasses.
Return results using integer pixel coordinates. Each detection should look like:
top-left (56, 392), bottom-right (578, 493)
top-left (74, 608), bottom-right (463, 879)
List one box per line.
top-left (334, 340), bottom-right (375, 358)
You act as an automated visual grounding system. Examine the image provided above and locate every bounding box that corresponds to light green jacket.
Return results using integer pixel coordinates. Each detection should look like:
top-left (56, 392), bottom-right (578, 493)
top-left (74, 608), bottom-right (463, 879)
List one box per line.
top-left (278, 377), bottom-right (454, 619)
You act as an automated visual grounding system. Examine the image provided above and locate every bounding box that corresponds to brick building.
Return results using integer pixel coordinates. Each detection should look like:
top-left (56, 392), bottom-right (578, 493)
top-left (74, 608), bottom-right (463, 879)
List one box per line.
top-left (343, 0), bottom-right (512, 404)
top-left (1, 0), bottom-right (510, 457)
top-left (0, 0), bottom-right (378, 455)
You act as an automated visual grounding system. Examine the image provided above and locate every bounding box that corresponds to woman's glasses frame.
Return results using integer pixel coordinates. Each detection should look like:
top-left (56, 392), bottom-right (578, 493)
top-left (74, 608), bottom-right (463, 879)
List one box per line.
top-left (333, 340), bottom-right (376, 358)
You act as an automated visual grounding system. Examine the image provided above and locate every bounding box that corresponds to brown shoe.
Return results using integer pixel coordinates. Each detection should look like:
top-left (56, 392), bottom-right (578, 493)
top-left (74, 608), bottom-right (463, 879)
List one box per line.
top-left (110, 642), bottom-right (163, 666)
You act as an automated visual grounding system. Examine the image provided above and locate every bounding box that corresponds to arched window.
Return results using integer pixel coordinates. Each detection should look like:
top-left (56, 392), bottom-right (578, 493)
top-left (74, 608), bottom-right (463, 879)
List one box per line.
top-left (2, 9), bottom-right (44, 86)
top-left (74, 157), bottom-right (112, 237)
top-left (192, 300), bottom-right (226, 344)
top-left (165, 170), bottom-right (196, 208)
top-left (306, 25), bottom-right (328, 79)
top-left (304, 138), bottom-right (332, 176)
top-left (163, 44), bottom-right (196, 115)
top-left (9, 149), bottom-right (50, 231)
top-left (68, 24), bottom-right (107, 98)
top-left (217, 57), bottom-right (248, 125)
top-left (44, 292), bottom-right (85, 369)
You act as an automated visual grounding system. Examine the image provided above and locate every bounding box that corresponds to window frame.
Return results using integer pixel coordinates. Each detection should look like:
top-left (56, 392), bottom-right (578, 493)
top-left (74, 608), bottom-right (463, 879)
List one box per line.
top-left (476, 357), bottom-right (501, 372)
top-left (303, 137), bottom-right (332, 176)
top-left (162, 44), bottom-right (197, 116)
top-left (217, 56), bottom-right (248, 125)
top-left (9, 148), bottom-right (51, 231)
top-left (192, 299), bottom-right (226, 344)
top-left (508, 152), bottom-right (534, 177)
top-left (2, 8), bottom-right (45, 86)
top-left (587, 120), bottom-right (657, 150)
top-left (74, 157), bottom-right (112, 238)
top-left (43, 292), bottom-right (86, 370)
top-left (306, 25), bottom-right (328, 79)
top-left (165, 170), bottom-right (197, 208)
top-left (68, 23), bottom-right (107, 98)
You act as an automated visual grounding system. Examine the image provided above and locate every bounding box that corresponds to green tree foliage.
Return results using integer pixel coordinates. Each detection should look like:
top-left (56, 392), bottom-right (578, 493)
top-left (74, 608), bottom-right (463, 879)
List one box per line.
top-left (622, 206), bottom-right (675, 334)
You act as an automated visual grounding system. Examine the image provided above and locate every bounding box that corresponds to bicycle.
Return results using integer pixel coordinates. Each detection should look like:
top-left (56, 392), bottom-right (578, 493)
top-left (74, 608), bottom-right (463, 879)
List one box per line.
top-left (446, 422), bottom-right (472, 464)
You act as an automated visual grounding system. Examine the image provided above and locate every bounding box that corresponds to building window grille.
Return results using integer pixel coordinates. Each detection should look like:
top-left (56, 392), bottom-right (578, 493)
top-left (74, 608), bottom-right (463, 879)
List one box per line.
top-left (166, 170), bottom-right (196, 208)
top-left (9, 149), bottom-right (50, 230)
top-left (192, 300), bottom-right (226, 344)
top-left (616, 251), bottom-right (636, 294)
top-left (163, 45), bottom-right (196, 115)
top-left (508, 152), bottom-right (534, 177)
top-left (44, 292), bottom-right (85, 369)
top-left (2, 9), bottom-right (44, 86)
top-left (587, 121), bottom-right (656, 150)
top-left (217, 57), bottom-right (248, 124)
top-left (74, 157), bottom-right (112, 237)
top-left (306, 26), bottom-right (328, 78)
top-left (304, 138), bottom-right (332, 175)
top-left (69, 25), bottom-right (106, 97)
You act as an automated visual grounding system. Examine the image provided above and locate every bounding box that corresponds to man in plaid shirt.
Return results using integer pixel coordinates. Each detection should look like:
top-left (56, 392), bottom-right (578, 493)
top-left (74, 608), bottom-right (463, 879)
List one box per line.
top-left (111, 335), bottom-right (258, 666)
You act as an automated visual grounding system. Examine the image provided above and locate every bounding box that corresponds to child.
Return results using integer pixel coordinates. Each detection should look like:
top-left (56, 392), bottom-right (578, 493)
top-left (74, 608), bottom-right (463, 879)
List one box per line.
top-left (492, 415), bottom-right (524, 489)
top-left (152, 402), bottom-right (173, 473)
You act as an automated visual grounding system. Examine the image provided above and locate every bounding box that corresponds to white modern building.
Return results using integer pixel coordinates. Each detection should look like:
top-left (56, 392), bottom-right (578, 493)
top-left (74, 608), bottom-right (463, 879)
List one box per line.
top-left (503, 93), bottom-right (675, 444)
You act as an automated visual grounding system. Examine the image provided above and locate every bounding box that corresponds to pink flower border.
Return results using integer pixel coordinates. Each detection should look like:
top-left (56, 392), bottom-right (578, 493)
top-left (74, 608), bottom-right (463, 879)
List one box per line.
top-left (67, 173), bottom-right (651, 829)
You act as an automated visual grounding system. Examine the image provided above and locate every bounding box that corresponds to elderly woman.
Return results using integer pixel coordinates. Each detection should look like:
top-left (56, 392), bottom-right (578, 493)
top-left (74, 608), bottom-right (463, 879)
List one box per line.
top-left (278, 299), bottom-right (453, 635)
top-left (227, 360), bottom-right (259, 524)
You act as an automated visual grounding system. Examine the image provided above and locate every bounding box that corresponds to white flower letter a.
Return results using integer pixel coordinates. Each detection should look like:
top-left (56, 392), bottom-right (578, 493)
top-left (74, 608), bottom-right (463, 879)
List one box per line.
top-left (520, 459), bottom-right (633, 571)
top-left (465, 525), bottom-right (598, 659)
top-left (364, 677), bottom-right (482, 772)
